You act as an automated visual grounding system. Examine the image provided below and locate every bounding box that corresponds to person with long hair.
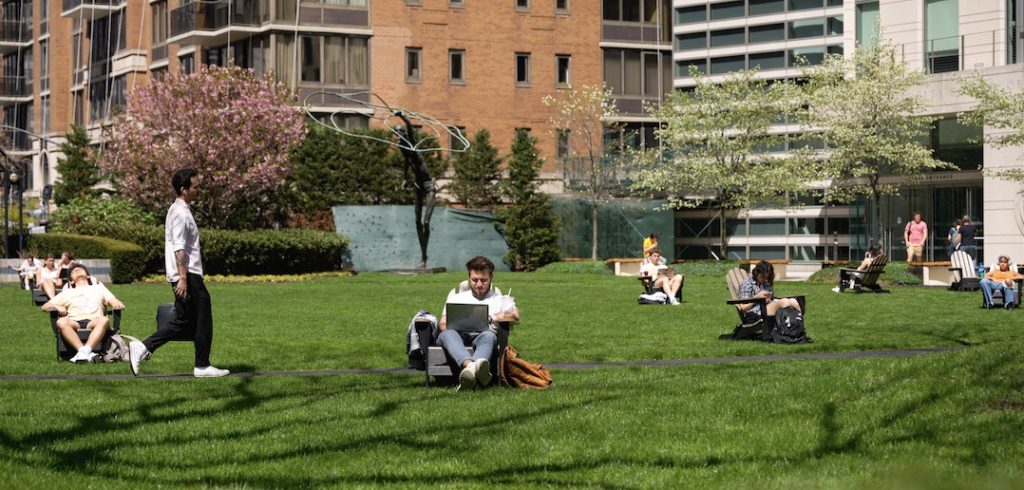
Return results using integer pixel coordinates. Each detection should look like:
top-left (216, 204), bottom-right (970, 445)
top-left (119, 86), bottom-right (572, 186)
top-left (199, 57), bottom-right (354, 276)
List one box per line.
top-left (737, 260), bottom-right (801, 322)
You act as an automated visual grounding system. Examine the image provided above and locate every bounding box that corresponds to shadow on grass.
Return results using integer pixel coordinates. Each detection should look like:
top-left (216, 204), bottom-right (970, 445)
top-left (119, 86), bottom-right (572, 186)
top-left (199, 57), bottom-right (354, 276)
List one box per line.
top-left (1, 349), bottom-right (1021, 488)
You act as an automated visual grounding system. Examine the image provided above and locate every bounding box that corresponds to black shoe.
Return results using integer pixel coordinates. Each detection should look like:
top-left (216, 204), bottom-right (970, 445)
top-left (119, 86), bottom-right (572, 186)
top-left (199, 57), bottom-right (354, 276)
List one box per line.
top-left (984, 303), bottom-right (993, 310)
top-left (1005, 302), bottom-right (1015, 310)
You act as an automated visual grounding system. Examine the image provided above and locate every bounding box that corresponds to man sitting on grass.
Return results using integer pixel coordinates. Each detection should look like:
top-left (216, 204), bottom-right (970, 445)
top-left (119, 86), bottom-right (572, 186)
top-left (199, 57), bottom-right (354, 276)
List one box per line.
top-left (438, 256), bottom-right (519, 391)
top-left (981, 255), bottom-right (1023, 309)
top-left (40, 264), bottom-right (125, 363)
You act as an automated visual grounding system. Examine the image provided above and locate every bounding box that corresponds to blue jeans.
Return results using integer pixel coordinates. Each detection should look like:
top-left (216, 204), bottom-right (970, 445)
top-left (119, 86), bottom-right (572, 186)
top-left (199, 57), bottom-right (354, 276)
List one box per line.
top-left (981, 278), bottom-right (1016, 306)
top-left (438, 329), bottom-right (496, 367)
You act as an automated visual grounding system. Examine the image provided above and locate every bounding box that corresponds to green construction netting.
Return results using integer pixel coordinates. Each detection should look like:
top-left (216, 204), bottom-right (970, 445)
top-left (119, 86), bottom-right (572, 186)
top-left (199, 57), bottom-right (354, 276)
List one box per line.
top-left (550, 197), bottom-right (674, 261)
top-left (332, 206), bottom-right (510, 272)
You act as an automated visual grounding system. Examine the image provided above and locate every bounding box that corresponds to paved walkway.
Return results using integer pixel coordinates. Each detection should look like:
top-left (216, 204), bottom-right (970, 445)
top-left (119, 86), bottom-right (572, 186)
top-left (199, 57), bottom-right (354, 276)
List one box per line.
top-left (0, 346), bottom-right (964, 381)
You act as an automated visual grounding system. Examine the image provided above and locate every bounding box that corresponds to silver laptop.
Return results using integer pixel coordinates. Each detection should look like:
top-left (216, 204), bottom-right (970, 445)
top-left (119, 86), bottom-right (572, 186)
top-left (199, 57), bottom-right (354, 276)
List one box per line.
top-left (446, 303), bottom-right (490, 332)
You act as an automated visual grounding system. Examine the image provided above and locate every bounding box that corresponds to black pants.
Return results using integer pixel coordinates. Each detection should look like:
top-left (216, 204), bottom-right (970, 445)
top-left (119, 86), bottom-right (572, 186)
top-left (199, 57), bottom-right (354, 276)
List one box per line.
top-left (143, 273), bottom-right (213, 368)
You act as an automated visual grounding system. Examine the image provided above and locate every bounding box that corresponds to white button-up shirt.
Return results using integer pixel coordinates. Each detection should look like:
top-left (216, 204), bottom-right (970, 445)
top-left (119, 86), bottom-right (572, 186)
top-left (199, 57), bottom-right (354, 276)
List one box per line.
top-left (165, 198), bottom-right (203, 283)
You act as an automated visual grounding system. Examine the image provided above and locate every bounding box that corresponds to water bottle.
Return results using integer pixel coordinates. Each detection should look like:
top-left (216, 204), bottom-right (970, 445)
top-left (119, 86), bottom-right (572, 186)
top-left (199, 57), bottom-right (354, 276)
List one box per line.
top-left (977, 263), bottom-right (985, 277)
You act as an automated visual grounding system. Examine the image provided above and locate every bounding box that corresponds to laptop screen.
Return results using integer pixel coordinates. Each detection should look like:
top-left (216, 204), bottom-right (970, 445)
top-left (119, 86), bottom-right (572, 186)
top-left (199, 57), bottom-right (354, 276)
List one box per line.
top-left (445, 303), bottom-right (490, 332)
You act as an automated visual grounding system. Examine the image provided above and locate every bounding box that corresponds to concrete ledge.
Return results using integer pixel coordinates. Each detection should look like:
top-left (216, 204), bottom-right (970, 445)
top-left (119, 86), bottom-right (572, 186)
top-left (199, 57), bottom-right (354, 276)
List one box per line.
top-left (910, 261), bottom-right (954, 287)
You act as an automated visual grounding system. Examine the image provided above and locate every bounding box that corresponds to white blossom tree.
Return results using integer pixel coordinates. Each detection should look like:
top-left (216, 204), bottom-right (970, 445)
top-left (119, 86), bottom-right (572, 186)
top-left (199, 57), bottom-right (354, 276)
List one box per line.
top-left (802, 40), bottom-right (954, 243)
top-left (631, 68), bottom-right (815, 258)
top-left (543, 84), bottom-right (619, 260)
top-left (958, 74), bottom-right (1024, 193)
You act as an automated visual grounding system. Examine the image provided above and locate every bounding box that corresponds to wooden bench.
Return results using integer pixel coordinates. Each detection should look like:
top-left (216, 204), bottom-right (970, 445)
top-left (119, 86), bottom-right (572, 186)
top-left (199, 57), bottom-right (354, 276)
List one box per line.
top-left (908, 261), bottom-right (954, 287)
top-left (741, 259), bottom-right (791, 280)
top-left (606, 257), bottom-right (645, 277)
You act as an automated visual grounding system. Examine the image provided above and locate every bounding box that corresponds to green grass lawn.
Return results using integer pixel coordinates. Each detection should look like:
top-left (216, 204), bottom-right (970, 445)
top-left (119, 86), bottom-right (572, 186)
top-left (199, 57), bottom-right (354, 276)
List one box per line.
top-left (1, 272), bottom-right (1022, 488)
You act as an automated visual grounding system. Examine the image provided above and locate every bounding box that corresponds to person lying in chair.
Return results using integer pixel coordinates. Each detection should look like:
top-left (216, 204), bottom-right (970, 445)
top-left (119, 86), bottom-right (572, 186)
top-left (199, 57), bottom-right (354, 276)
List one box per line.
top-left (640, 250), bottom-right (682, 305)
top-left (833, 244), bottom-right (883, 293)
top-left (40, 264), bottom-right (125, 363)
top-left (737, 260), bottom-right (801, 323)
top-left (439, 256), bottom-right (519, 391)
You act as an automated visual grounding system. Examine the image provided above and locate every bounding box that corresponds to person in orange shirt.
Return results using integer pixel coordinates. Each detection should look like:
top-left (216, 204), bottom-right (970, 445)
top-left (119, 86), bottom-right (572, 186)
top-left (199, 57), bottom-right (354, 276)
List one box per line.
top-left (981, 255), bottom-right (1023, 309)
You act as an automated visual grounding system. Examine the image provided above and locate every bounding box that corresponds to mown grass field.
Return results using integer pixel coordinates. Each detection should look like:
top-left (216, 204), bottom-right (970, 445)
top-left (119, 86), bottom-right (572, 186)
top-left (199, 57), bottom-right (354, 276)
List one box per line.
top-left (1, 270), bottom-right (1022, 488)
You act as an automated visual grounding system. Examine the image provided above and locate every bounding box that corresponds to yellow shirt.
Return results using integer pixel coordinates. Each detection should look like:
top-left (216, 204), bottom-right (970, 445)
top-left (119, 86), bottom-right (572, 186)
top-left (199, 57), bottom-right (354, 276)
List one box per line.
top-left (50, 283), bottom-right (117, 322)
top-left (987, 268), bottom-right (1021, 285)
top-left (642, 237), bottom-right (655, 257)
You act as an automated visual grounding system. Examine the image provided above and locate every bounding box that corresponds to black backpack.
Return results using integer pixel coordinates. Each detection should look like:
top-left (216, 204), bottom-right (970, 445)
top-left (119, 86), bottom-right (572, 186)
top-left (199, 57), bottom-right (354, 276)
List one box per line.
top-left (772, 307), bottom-right (812, 344)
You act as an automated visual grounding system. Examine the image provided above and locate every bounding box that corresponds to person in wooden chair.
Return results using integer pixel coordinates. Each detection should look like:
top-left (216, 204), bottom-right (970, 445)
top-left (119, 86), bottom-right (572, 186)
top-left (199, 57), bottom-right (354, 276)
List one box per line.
top-left (438, 256), bottom-right (519, 391)
top-left (981, 255), bottom-right (1023, 309)
top-left (640, 250), bottom-right (683, 305)
top-left (41, 264), bottom-right (125, 363)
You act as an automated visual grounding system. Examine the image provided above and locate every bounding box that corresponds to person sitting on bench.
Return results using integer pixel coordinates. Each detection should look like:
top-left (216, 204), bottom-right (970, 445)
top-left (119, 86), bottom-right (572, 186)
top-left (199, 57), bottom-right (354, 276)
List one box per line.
top-left (438, 256), bottom-right (519, 391)
top-left (40, 264), bottom-right (125, 363)
top-left (833, 244), bottom-right (883, 293)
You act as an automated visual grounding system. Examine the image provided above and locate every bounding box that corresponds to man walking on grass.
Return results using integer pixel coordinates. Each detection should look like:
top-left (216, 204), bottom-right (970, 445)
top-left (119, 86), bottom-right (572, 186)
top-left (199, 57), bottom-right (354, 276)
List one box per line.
top-left (128, 168), bottom-right (229, 378)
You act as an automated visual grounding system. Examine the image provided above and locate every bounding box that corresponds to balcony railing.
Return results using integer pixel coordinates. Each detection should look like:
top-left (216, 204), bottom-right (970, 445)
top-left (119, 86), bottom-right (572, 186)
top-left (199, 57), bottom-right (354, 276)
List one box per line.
top-left (62, 0), bottom-right (118, 12)
top-left (0, 76), bottom-right (31, 98)
top-left (2, 128), bottom-right (32, 150)
top-left (170, 1), bottom-right (263, 38)
top-left (0, 20), bottom-right (31, 43)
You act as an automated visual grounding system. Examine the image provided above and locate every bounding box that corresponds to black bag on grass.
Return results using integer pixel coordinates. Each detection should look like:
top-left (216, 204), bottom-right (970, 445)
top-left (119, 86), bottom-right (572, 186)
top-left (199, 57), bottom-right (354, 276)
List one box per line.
top-left (771, 307), bottom-right (811, 344)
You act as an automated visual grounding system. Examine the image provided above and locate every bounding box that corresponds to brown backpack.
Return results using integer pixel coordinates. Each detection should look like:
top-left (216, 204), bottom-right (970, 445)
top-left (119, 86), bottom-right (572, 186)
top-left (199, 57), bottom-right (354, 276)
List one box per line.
top-left (499, 345), bottom-right (552, 389)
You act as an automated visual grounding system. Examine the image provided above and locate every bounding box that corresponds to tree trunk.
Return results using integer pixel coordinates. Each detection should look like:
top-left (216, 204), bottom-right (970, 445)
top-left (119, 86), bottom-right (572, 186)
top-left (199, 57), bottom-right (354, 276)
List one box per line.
top-left (719, 205), bottom-right (727, 260)
top-left (590, 204), bottom-right (599, 260)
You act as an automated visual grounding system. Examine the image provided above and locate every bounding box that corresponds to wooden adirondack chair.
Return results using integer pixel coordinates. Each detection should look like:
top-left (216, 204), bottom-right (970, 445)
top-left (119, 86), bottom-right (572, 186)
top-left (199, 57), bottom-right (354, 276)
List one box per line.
top-left (949, 250), bottom-right (982, 291)
top-left (413, 281), bottom-right (513, 387)
top-left (723, 268), bottom-right (805, 340)
top-left (838, 254), bottom-right (890, 293)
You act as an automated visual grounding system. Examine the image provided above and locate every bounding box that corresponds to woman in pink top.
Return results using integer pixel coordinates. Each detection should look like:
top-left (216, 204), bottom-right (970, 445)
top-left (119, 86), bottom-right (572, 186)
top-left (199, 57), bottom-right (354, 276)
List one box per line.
top-left (904, 211), bottom-right (928, 263)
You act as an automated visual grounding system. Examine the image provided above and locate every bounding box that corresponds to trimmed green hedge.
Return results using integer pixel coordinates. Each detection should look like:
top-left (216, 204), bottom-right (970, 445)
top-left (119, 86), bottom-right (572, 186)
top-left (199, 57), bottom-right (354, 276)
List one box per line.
top-left (200, 228), bottom-right (348, 275)
top-left (28, 233), bottom-right (145, 284)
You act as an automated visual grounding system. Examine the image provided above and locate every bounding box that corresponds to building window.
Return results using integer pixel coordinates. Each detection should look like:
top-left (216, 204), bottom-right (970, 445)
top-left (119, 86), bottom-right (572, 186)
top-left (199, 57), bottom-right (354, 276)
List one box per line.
top-left (856, 1), bottom-right (879, 47)
top-left (406, 0), bottom-right (422, 5)
top-left (749, 23), bottom-right (785, 43)
top-left (675, 5), bottom-right (706, 24)
top-left (515, 127), bottom-right (531, 136)
top-left (710, 0), bottom-right (745, 21)
top-left (749, 51), bottom-right (786, 70)
top-left (301, 36), bottom-right (321, 82)
top-left (406, 47), bottom-right (422, 82)
top-left (41, 95), bottom-right (50, 133)
top-left (676, 32), bottom-right (706, 51)
top-left (449, 126), bottom-right (467, 156)
top-left (151, 66), bottom-right (168, 80)
top-left (152, 1), bottom-right (168, 45)
top-left (556, 0), bottom-right (569, 13)
top-left (605, 0), bottom-right (662, 22)
top-left (605, 48), bottom-right (665, 96)
top-left (748, 0), bottom-right (784, 16)
top-left (711, 27), bottom-right (745, 47)
top-left (789, 18), bottom-right (824, 39)
top-left (450, 49), bottom-right (465, 83)
top-left (179, 53), bottom-right (194, 75)
top-left (556, 129), bottom-right (570, 160)
top-left (925, 0), bottom-right (959, 73)
top-left (789, 0), bottom-right (823, 11)
top-left (516, 0), bottom-right (530, 11)
top-left (556, 55), bottom-right (571, 86)
top-left (450, 0), bottom-right (464, 7)
top-left (516, 53), bottom-right (531, 85)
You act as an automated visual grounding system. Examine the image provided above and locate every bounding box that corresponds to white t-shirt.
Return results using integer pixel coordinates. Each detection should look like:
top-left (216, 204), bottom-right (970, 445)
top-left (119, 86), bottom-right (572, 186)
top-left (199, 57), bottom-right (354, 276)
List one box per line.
top-left (443, 289), bottom-right (514, 334)
top-left (18, 260), bottom-right (38, 277)
top-left (38, 266), bottom-right (60, 282)
top-left (49, 283), bottom-right (117, 322)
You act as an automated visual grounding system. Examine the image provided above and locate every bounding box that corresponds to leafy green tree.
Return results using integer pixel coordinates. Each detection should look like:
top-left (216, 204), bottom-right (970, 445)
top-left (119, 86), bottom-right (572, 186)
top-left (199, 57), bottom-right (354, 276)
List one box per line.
top-left (632, 68), bottom-right (814, 258)
top-left (448, 129), bottom-right (502, 210)
top-left (53, 125), bottom-right (101, 206)
top-left (957, 74), bottom-right (1024, 193)
top-left (498, 129), bottom-right (560, 271)
top-left (802, 41), bottom-right (954, 243)
top-left (543, 84), bottom-right (620, 260)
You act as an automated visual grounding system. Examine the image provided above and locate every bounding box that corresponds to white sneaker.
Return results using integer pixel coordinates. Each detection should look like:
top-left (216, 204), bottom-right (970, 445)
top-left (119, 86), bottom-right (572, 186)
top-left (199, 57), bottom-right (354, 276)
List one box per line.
top-left (69, 348), bottom-right (92, 363)
top-left (193, 366), bottom-right (230, 378)
top-left (832, 287), bottom-right (841, 293)
top-left (670, 298), bottom-right (681, 305)
top-left (458, 363), bottom-right (477, 391)
top-left (128, 341), bottom-right (149, 376)
top-left (474, 358), bottom-right (492, 387)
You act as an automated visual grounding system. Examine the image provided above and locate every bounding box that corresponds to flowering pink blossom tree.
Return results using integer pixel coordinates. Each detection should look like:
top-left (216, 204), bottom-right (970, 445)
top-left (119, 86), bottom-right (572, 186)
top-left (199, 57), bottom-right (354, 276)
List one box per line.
top-left (101, 64), bottom-right (306, 229)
